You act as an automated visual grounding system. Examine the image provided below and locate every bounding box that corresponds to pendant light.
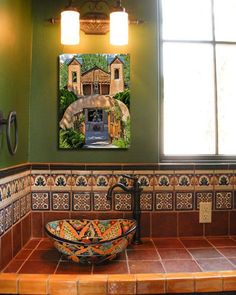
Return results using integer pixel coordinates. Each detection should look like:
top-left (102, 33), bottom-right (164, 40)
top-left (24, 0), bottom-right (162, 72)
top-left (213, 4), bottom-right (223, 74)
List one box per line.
top-left (110, 0), bottom-right (129, 45)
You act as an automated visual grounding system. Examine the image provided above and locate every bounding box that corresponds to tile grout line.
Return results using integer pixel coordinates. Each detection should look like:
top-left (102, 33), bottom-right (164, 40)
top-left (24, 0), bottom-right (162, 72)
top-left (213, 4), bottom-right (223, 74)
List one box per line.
top-left (151, 238), bottom-right (167, 273)
top-left (205, 237), bottom-right (236, 270)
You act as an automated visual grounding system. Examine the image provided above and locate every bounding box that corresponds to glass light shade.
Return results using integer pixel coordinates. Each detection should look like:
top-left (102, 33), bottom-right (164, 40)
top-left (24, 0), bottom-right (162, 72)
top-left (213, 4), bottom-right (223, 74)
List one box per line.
top-left (110, 11), bottom-right (128, 45)
top-left (61, 10), bottom-right (80, 45)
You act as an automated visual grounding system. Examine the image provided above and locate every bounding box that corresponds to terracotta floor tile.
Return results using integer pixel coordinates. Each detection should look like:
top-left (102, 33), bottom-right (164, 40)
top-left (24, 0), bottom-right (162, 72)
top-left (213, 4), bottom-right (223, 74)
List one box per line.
top-left (158, 248), bottom-right (192, 260)
top-left (216, 247), bottom-right (236, 258)
top-left (228, 258), bottom-right (236, 267)
top-left (37, 238), bottom-right (55, 250)
top-left (127, 249), bottom-right (160, 260)
top-left (2, 260), bottom-right (24, 273)
top-left (127, 238), bottom-right (155, 250)
top-left (207, 237), bottom-right (236, 247)
top-left (196, 258), bottom-right (236, 271)
top-left (14, 249), bottom-right (32, 260)
top-left (153, 238), bottom-right (184, 249)
top-left (56, 262), bottom-right (92, 274)
top-left (188, 248), bottom-right (223, 259)
top-left (23, 239), bottom-right (41, 249)
top-left (180, 238), bottom-right (212, 248)
top-left (18, 260), bottom-right (58, 274)
top-left (93, 260), bottom-right (128, 274)
top-left (129, 261), bottom-right (165, 274)
top-left (162, 259), bottom-right (201, 273)
top-left (28, 249), bottom-right (61, 261)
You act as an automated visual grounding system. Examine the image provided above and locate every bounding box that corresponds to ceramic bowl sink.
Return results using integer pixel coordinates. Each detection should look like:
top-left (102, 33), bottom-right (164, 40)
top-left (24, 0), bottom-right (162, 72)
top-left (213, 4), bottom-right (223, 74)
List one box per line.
top-left (45, 218), bottom-right (136, 264)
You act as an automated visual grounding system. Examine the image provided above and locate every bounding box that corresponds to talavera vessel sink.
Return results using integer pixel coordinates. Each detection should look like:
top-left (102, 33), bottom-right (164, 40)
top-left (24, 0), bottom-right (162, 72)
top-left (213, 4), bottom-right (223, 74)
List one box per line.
top-left (45, 219), bottom-right (136, 264)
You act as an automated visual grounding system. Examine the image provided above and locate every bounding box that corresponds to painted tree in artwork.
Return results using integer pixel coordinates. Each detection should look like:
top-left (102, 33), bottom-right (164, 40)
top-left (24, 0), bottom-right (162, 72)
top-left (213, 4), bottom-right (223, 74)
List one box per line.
top-left (79, 54), bottom-right (108, 73)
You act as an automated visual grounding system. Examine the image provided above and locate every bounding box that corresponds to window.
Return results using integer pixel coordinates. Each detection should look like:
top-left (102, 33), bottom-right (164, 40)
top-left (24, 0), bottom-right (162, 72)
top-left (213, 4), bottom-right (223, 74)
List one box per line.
top-left (72, 71), bottom-right (77, 82)
top-left (159, 0), bottom-right (236, 159)
top-left (114, 69), bottom-right (120, 79)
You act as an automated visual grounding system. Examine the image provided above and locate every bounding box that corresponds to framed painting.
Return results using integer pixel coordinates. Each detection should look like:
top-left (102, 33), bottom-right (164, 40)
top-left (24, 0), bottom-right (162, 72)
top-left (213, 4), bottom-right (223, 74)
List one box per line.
top-left (59, 53), bottom-right (130, 149)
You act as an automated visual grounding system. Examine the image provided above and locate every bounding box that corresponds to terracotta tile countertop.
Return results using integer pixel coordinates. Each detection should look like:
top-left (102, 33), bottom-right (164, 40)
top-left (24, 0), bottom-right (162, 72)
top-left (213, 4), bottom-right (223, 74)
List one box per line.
top-left (2, 237), bottom-right (236, 294)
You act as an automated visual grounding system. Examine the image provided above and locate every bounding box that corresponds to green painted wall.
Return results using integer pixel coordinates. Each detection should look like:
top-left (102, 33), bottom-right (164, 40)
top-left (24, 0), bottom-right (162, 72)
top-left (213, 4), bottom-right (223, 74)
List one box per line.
top-left (29, 0), bottom-right (159, 163)
top-left (0, 0), bottom-right (32, 169)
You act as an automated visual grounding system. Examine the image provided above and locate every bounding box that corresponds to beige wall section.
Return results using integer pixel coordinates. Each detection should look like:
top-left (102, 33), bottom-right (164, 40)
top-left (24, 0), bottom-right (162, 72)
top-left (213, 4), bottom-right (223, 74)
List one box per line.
top-left (68, 60), bottom-right (81, 95)
top-left (110, 58), bottom-right (124, 95)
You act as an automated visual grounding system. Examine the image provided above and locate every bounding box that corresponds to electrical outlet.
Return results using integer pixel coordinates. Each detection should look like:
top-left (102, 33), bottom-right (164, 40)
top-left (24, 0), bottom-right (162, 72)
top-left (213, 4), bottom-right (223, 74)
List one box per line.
top-left (199, 202), bottom-right (212, 223)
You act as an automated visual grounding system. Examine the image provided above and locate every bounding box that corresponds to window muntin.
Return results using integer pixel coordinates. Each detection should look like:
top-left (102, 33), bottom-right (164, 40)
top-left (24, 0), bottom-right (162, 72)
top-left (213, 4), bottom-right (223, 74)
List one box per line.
top-left (160, 0), bottom-right (236, 158)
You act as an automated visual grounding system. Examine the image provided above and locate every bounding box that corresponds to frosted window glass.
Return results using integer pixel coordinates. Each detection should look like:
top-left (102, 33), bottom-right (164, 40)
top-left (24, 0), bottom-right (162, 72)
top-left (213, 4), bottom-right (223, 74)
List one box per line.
top-left (214, 0), bottom-right (236, 41)
top-left (162, 0), bottom-right (212, 40)
top-left (216, 45), bottom-right (236, 154)
top-left (163, 43), bottom-right (216, 155)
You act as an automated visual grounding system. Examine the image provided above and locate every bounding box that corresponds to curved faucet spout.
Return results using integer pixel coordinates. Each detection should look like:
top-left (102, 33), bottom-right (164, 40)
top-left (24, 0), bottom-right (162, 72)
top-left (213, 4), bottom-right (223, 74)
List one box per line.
top-left (107, 183), bottom-right (131, 199)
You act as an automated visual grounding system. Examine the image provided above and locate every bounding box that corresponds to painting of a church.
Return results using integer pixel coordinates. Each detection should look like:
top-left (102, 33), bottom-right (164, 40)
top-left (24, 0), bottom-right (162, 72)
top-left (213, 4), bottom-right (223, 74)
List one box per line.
top-left (59, 54), bottom-right (130, 149)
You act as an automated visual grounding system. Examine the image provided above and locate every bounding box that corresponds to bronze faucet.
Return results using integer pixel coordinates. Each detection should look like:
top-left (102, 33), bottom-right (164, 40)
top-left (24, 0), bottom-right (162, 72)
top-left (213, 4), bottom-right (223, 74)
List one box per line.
top-left (107, 174), bottom-right (143, 244)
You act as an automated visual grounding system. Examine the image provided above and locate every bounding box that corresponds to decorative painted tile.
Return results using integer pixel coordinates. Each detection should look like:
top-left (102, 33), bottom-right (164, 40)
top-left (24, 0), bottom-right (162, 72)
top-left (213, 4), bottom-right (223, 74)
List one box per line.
top-left (32, 192), bottom-right (50, 210)
top-left (31, 170), bottom-right (51, 191)
top-left (155, 192), bottom-right (174, 211)
top-left (113, 171), bottom-right (134, 188)
top-left (0, 208), bottom-right (5, 235)
top-left (215, 191), bottom-right (233, 210)
top-left (214, 171), bottom-right (234, 190)
top-left (13, 199), bottom-right (21, 223)
top-left (195, 192), bottom-right (213, 209)
top-left (72, 192), bottom-right (91, 211)
top-left (140, 193), bottom-right (153, 211)
top-left (71, 170), bottom-right (92, 191)
top-left (174, 171), bottom-right (195, 191)
top-left (51, 192), bottom-right (70, 211)
top-left (114, 193), bottom-right (132, 211)
top-left (26, 193), bottom-right (31, 213)
top-left (93, 192), bottom-right (111, 211)
top-left (5, 204), bottom-right (12, 230)
top-left (92, 171), bottom-right (114, 191)
top-left (195, 170), bottom-right (214, 190)
top-left (50, 170), bottom-right (72, 191)
top-left (134, 171), bottom-right (155, 191)
top-left (175, 192), bottom-right (194, 210)
top-left (154, 171), bottom-right (175, 191)
top-left (20, 196), bottom-right (26, 217)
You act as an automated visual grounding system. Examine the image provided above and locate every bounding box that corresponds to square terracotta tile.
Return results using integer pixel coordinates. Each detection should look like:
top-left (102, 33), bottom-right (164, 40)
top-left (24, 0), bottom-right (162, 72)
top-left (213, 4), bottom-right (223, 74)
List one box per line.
top-left (129, 261), bottom-right (165, 274)
top-left (18, 260), bottom-right (58, 274)
top-left (196, 258), bottom-right (235, 271)
top-left (205, 211), bottom-right (229, 236)
top-left (136, 274), bottom-right (165, 294)
top-left (153, 238), bottom-right (184, 249)
top-left (158, 248), bottom-right (192, 260)
top-left (127, 249), bottom-right (160, 260)
top-left (127, 238), bottom-right (155, 250)
top-left (217, 247), bottom-right (236, 258)
top-left (37, 238), bottom-right (55, 250)
top-left (1, 229), bottom-right (13, 269)
top-left (188, 248), bottom-right (223, 259)
top-left (151, 212), bottom-right (177, 237)
top-left (2, 259), bottom-right (24, 273)
top-left (207, 237), bottom-right (236, 247)
top-left (31, 212), bottom-right (43, 237)
top-left (162, 259), bottom-right (201, 273)
top-left (56, 261), bottom-right (92, 274)
top-left (28, 249), bottom-right (61, 261)
top-left (180, 237), bottom-right (212, 248)
top-left (178, 212), bottom-right (203, 236)
top-left (23, 238), bottom-right (41, 249)
top-left (93, 260), bottom-right (128, 274)
top-left (14, 249), bottom-right (32, 260)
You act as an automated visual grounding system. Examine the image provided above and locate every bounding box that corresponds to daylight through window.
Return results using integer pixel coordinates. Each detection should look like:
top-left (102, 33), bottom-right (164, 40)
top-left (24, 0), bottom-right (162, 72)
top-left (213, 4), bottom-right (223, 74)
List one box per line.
top-left (160, 0), bottom-right (236, 157)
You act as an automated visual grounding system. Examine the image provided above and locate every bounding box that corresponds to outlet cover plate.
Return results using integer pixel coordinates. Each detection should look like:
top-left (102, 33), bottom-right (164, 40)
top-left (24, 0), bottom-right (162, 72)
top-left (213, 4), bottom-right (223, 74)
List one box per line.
top-left (199, 202), bottom-right (212, 223)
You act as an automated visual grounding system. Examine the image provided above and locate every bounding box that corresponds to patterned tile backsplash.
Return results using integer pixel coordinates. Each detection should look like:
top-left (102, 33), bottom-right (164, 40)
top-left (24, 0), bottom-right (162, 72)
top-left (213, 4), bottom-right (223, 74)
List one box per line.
top-left (1, 163), bottom-right (236, 237)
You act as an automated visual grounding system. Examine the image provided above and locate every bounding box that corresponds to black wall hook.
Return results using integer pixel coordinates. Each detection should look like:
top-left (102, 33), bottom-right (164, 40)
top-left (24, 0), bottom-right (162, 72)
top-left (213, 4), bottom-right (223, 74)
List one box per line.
top-left (0, 111), bottom-right (18, 155)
